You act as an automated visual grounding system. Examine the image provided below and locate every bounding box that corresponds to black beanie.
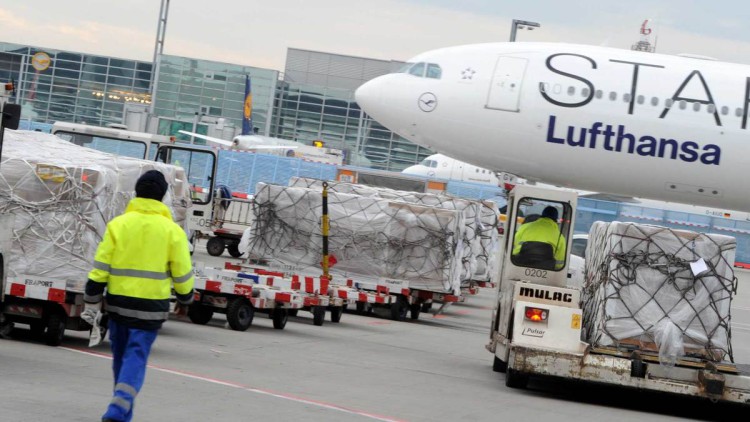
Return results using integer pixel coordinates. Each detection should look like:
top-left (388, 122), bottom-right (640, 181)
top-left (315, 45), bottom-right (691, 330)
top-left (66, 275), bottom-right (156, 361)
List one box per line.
top-left (135, 170), bottom-right (168, 201)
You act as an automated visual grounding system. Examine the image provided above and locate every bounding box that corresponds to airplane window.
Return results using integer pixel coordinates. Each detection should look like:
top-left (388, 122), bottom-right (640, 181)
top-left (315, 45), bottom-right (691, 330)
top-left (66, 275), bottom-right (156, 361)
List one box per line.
top-left (679, 101), bottom-right (687, 110)
top-left (408, 62), bottom-right (426, 77)
top-left (553, 84), bottom-right (562, 94)
top-left (665, 99), bottom-right (673, 108)
top-left (476, 168), bottom-right (479, 173)
top-left (581, 88), bottom-right (590, 97)
top-left (567, 86), bottom-right (575, 96)
top-left (539, 82), bottom-right (550, 93)
top-left (707, 104), bottom-right (716, 113)
top-left (623, 93), bottom-right (631, 102)
top-left (693, 102), bottom-right (701, 112)
top-left (595, 90), bottom-right (603, 99)
top-left (736, 108), bottom-right (743, 117)
top-left (431, 160), bottom-right (438, 168)
top-left (426, 64), bottom-right (442, 79)
top-left (651, 97), bottom-right (659, 106)
top-left (609, 92), bottom-right (617, 101)
top-left (721, 106), bottom-right (729, 115)
top-left (637, 95), bottom-right (645, 105)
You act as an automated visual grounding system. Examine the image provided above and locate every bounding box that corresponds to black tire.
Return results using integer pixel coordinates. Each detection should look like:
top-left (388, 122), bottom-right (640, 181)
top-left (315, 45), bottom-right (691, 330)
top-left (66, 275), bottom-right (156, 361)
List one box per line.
top-left (44, 313), bottom-right (65, 346)
top-left (227, 244), bottom-right (243, 258)
top-left (390, 297), bottom-right (408, 321)
top-left (330, 307), bottom-right (343, 323)
top-left (187, 304), bottom-right (214, 325)
top-left (206, 237), bottom-right (225, 257)
top-left (505, 368), bottom-right (528, 389)
top-left (29, 321), bottom-right (45, 336)
top-left (409, 303), bottom-right (421, 320)
top-left (288, 309), bottom-right (299, 317)
top-left (421, 302), bottom-right (432, 313)
top-left (493, 355), bottom-right (508, 373)
top-left (226, 298), bottom-right (254, 331)
top-left (312, 306), bottom-right (326, 326)
top-left (355, 302), bottom-right (366, 314)
top-left (272, 309), bottom-right (288, 330)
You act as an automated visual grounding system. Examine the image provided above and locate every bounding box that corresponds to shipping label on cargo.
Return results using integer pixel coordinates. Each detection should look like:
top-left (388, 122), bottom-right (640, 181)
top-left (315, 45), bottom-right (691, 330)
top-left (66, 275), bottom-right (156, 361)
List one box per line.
top-left (35, 164), bottom-right (68, 183)
top-left (513, 282), bottom-right (580, 309)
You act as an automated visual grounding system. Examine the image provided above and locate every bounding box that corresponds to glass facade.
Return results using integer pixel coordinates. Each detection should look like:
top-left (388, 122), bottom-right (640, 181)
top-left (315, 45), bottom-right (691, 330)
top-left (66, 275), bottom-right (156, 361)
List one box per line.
top-left (0, 42), bottom-right (152, 126)
top-left (0, 42), bottom-right (432, 171)
top-left (271, 49), bottom-right (433, 171)
top-left (152, 55), bottom-right (278, 141)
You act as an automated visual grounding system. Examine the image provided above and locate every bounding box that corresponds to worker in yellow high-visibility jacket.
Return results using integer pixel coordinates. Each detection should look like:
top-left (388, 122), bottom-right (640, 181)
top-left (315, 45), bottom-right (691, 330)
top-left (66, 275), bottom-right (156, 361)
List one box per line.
top-left (512, 206), bottom-right (567, 270)
top-left (82, 170), bottom-right (194, 422)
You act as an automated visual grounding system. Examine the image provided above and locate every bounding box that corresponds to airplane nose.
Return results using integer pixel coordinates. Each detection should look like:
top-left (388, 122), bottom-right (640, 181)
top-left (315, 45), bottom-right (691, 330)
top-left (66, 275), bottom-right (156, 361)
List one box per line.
top-left (402, 165), bottom-right (420, 174)
top-left (355, 79), bottom-right (382, 112)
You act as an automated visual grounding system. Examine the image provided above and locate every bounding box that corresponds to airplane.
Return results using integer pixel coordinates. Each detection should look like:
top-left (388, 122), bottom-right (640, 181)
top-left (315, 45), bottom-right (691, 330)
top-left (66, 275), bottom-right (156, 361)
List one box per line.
top-left (403, 153), bottom-right (501, 185)
top-left (177, 130), bottom-right (345, 165)
top-left (355, 42), bottom-right (750, 213)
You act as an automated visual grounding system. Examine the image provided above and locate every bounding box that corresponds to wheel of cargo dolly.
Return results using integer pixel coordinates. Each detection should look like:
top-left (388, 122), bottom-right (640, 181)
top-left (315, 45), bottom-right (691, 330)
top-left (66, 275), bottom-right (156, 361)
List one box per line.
top-left (226, 298), bottom-right (254, 331)
top-left (505, 368), bottom-right (528, 389)
top-left (187, 304), bottom-right (214, 325)
top-left (206, 237), bottom-right (225, 257)
top-left (29, 321), bottom-right (45, 337)
top-left (330, 307), bottom-right (343, 323)
top-left (492, 356), bottom-right (507, 373)
top-left (390, 297), bottom-right (408, 321)
top-left (312, 306), bottom-right (326, 326)
top-left (44, 313), bottom-right (66, 346)
top-left (227, 244), bottom-right (243, 258)
top-left (287, 309), bottom-right (298, 317)
top-left (355, 301), bottom-right (366, 314)
top-left (272, 308), bottom-right (288, 330)
top-left (420, 302), bottom-right (432, 313)
top-left (409, 303), bottom-right (421, 320)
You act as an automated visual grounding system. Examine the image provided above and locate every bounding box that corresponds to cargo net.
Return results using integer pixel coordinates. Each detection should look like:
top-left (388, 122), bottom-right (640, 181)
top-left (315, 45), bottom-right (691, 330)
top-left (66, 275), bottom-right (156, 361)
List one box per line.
top-left (582, 221), bottom-right (737, 364)
top-left (245, 183), bottom-right (465, 294)
top-left (289, 177), bottom-right (499, 284)
top-left (0, 131), bottom-right (189, 290)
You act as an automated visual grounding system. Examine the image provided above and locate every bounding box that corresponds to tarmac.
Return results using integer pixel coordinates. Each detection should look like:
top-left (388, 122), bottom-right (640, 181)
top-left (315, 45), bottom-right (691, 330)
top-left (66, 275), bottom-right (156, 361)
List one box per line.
top-left (0, 244), bottom-right (748, 421)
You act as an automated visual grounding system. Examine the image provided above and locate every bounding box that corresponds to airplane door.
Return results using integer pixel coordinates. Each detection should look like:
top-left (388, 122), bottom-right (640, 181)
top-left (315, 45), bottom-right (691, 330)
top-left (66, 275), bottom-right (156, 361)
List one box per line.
top-left (485, 57), bottom-right (528, 112)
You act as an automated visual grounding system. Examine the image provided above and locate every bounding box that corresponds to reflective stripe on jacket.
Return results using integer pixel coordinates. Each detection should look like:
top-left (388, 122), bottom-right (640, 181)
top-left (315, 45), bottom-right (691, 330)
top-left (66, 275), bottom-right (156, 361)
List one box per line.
top-left (85, 197), bottom-right (194, 329)
top-left (512, 217), bottom-right (567, 269)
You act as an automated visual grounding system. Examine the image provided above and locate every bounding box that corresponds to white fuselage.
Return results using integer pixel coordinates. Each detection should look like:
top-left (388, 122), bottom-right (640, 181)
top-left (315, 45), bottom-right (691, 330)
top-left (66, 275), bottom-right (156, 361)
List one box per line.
top-left (356, 42), bottom-right (750, 212)
top-left (402, 153), bottom-right (500, 185)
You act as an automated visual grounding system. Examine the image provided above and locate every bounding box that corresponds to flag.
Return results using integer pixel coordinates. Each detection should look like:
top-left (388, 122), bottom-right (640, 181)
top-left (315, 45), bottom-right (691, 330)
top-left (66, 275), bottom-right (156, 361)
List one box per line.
top-left (241, 75), bottom-right (253, 135)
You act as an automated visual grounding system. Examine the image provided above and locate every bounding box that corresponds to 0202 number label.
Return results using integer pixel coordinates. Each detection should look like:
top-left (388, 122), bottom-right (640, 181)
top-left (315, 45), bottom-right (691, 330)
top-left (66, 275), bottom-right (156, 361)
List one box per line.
top-left (524, 268), bottom-right (547, 278)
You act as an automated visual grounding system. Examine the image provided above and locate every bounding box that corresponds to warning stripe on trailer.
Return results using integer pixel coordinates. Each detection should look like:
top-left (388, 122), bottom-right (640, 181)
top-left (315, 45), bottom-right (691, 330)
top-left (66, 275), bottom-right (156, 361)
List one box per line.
top-left (5, 281), bottom-right (67, 303)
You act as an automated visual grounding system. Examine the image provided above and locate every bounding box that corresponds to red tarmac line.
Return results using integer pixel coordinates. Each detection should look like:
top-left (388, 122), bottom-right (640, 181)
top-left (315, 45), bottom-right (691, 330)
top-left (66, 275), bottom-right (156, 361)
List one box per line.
top-left (60, 346), bottom-right (405, 422)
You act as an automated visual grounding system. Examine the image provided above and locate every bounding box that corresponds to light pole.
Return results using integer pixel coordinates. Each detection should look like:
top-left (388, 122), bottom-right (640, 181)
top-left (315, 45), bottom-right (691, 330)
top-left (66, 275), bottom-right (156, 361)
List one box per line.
top-left (510, 19), bottom-right (540, 42)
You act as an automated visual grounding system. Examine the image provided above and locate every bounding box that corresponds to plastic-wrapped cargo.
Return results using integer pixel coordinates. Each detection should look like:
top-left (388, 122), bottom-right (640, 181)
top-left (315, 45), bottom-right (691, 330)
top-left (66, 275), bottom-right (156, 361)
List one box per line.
top-left (288, 177), bottom-right (499, 284)
top-left (1, 130), bottom-right (191, 291)
top-left (582, 221), bottom-right (736, 364)
top-left (245, 182), bottom-right (466, 294)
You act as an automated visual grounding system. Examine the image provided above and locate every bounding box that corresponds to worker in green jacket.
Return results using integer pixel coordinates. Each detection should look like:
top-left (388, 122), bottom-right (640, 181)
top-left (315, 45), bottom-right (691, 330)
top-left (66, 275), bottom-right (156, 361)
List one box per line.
top-left (512, 206), bottom-right (566, 270)
top-left (82, 170), bottom-right (195, 422)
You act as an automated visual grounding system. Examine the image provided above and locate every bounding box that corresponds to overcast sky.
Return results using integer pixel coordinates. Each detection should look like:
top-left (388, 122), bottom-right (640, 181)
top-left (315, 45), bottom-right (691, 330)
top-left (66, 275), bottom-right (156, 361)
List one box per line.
top-left (2, 1), bottom-right (749, 70)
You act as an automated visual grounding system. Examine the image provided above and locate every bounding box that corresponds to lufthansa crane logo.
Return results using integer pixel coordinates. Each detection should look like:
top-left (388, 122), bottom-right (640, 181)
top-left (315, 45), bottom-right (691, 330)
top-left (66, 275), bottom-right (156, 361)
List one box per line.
top-left (418, 92), bottom-right (437, 112)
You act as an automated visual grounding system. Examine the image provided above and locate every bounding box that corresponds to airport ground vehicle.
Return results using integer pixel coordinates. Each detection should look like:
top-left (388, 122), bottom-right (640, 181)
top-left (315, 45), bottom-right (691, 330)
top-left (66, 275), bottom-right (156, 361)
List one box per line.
top-left (51, 121), bottom-right (174, 160)
top-left (487, 185), bottom-right (750, 404)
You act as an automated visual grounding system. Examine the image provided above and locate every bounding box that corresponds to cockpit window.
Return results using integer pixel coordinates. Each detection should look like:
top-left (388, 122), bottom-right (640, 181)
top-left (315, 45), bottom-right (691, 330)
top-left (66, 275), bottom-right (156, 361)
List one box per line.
top-left (409, 62), bottom-right (426, 77)
top-left (426, 64), bottom-right (442, 79)
top-left (419, 159), bottom-right (438, 168)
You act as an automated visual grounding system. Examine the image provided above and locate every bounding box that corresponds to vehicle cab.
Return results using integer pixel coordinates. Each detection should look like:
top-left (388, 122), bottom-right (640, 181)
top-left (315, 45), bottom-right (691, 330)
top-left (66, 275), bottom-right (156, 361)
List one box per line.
top-left (488, 185), bottom-right (584, 385)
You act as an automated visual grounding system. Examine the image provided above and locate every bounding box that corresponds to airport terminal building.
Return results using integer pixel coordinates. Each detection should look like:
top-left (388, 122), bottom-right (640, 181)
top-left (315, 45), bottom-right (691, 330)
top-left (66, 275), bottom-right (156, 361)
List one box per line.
top-left (0, 41), bottom-right (432, 171)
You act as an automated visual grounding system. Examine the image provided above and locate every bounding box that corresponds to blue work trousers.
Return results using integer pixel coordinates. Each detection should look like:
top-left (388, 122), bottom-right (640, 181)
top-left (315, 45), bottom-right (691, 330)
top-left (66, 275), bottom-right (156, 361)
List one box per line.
top-left (102, 320), bottom-right (158, 422)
